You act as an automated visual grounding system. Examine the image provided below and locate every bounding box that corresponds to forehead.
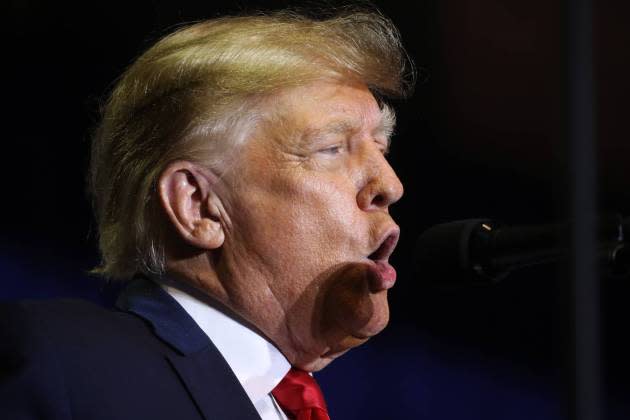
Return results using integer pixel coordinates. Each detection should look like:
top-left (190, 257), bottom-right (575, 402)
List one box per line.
top-left (270, 81), bottom-right (393, 139)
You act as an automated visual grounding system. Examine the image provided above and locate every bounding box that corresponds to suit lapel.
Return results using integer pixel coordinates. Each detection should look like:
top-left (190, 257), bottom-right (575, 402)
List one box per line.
top-left (166, 349), bottom-right (262, 420)
top-left (116, 277), bottom-right (261, 420)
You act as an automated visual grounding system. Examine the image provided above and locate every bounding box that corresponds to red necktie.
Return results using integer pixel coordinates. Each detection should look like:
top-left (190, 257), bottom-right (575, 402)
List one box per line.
top-left (271, 368), bottom-right (330, 420)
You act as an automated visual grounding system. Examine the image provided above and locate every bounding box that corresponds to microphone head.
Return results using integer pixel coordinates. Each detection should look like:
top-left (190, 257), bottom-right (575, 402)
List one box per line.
top-left (415, 215), bottom-right (630, 287)
top-left (414, 219), bottom-right (497, 287)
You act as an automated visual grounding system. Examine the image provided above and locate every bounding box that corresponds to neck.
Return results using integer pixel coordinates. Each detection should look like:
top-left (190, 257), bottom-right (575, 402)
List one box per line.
top-left (165, 249), bottom-right (330, 372)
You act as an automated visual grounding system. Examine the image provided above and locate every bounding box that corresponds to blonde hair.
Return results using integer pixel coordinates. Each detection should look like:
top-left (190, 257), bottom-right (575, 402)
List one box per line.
top-left (89, 8), bottom-right (415, 280)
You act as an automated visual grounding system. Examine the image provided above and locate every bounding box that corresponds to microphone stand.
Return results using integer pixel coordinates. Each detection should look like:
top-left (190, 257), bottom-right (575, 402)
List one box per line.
top-left (566, 0), bottom-right (601, 418)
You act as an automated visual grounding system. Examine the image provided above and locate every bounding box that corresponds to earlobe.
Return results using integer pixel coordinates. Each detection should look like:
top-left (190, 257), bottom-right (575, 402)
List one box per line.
top-left (191, 218), bottom-right (225, 249)
top-left (158, 161), bottom-right (225, 250)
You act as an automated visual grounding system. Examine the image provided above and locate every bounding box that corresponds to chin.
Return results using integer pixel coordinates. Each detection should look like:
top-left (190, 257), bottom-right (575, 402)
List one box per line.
top-left (295, 321), bottom-right (388, 373)
top-left (289, 264), bottom-right (393, 371)
top-left (332, 292), bottom-right (391, 340)
top-left (360, 302), bottom-right (390, 337)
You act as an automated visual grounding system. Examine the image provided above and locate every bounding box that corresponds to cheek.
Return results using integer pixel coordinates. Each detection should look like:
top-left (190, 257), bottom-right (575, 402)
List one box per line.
top-left (233, 170), bottom-right (366, 277)
top-left (275, 174), bottom-right (364, 258)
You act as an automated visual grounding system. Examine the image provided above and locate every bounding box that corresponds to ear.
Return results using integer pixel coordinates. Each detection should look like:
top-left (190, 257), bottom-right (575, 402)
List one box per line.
top-left (158, 160), bottom-right (225, 250)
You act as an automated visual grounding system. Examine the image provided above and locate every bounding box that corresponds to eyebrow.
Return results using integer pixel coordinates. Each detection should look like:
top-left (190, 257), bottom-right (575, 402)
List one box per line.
top-left (302, 104), bottom-right (397, 150)
top-left (377, 104), bottom-right (397, 150)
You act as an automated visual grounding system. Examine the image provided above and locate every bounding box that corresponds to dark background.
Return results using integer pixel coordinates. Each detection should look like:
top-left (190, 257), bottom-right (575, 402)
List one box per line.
top-left (3, 1), bottom-right (629, 419)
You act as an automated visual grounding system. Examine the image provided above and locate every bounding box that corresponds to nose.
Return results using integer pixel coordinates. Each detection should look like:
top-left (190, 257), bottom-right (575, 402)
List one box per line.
top-left (356, 152), bottom-right (404, 211)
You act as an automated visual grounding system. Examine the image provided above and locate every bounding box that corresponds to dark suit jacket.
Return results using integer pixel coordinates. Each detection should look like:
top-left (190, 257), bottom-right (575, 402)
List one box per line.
top-left (0, 277), bottom-right (262, 420)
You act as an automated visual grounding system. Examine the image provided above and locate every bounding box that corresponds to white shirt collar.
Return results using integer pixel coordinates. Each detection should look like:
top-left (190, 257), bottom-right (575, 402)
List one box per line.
top-left (162, 283), bottom-right (291, 405)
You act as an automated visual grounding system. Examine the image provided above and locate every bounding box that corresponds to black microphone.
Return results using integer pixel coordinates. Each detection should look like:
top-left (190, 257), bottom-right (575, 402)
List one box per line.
top-left (415, 218), bottom-right (630, 285)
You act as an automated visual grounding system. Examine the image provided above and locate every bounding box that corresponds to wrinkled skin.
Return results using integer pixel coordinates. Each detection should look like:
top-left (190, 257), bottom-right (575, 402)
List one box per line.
top-left (162, 80), bottom-right (403, 371)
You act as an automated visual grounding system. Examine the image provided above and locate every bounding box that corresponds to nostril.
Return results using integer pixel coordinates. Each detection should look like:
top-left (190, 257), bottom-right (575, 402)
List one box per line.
top-left (358, 174), bottom-right (403, 210)
top-left (372, 193), bottom-right (386, 207)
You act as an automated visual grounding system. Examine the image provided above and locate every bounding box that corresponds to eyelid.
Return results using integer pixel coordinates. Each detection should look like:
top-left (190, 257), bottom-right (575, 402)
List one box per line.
top-left (318, 144), bottom-right (344, 154)
top-left (374, 139), bottom-right (390, 155)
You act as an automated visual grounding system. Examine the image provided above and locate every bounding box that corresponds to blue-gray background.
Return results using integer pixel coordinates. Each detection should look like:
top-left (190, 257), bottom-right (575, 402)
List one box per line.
top-left (3, 1), bottom-right (630, 418)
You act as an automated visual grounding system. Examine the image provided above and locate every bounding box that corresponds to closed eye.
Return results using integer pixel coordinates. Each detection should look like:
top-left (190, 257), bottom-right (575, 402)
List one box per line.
top-left (376, 141), bottom-right (390, 156)
top-left (318, 145), bottom-right (344, 155)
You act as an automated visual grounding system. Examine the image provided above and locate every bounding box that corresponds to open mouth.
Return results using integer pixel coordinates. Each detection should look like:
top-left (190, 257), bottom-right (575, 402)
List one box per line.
top-left (368, 229), bottom-right (400, 262)
top-left (366, 228), bottom-right (400, 291)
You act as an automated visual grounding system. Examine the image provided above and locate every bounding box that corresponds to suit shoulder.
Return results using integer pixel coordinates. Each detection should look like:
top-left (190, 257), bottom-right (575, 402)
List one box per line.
top-left (0, 298), bottom-right (177, 417)
top-left (1, 297), bottom-right (121, 322)
top-left (0, 298), bottom-right (161, 358)
top-left (0, 299), bottom-right (111, 419)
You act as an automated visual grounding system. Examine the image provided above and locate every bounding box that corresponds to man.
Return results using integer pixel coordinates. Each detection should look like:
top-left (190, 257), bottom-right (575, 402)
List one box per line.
top-left (0, 8), bottom-right (414, 419)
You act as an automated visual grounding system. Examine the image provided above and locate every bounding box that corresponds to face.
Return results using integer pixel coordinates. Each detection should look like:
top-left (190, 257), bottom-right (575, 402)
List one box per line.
top-left (217, 80), bottom-right (403, 371)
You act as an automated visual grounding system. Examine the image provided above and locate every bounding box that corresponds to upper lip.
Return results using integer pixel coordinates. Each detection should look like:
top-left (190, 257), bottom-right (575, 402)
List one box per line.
top-left (367, 226), bottom-right (400, 262)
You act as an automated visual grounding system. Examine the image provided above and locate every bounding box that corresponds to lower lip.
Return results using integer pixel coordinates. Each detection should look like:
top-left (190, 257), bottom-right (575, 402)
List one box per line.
top-left (371, 260), bottom-right (397, 290)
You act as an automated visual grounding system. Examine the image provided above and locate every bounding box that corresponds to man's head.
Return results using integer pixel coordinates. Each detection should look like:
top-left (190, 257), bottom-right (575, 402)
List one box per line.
top-left (90, 8), bottom-right (414, 370)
